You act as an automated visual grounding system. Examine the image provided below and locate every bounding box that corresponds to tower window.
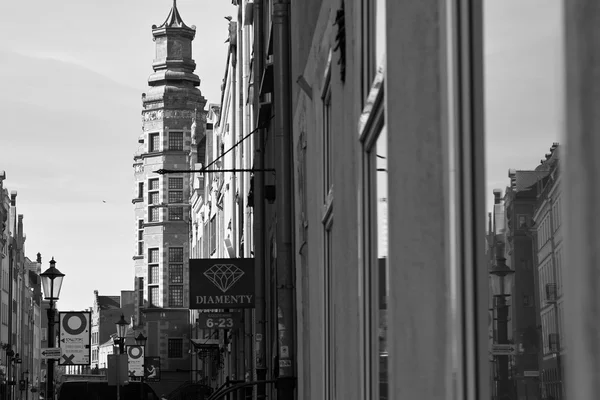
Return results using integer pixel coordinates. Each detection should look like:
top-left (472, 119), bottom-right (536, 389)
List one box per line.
top-left (169, 207), bottom-right (184, 221)
top-left (149, 265), bottom-right (159, 284)
top-left (149, 179), bottom-right (159, 191)
top-left (149, 192), bottom-right (160, 205)
top-left (149, 286), bottom-right (159, 307)
top-left (168, 191), bottom-right (183, 203)
top-left (138, 182), bottom-right (144, 199)
top-left (169, 264), bottom-right (183, 283)
top-left (149, 207), bottom-right (160, 222)
top-left (137, 220), bottom-right (144, 256)
top-left (148, 248), bottom-right (159, 263)
top-left (169, 132), bottom-right (184, 151)
top-left (169, 247), bottom-right (184, 262)
top-left (169, 178), bottom-right (183, 189)
top-left (149, 133), bottom-right (160, 152)
top-left (169, 286), bottom-right (184, 308)
top-left (168, 338), bottom-right (183, 358)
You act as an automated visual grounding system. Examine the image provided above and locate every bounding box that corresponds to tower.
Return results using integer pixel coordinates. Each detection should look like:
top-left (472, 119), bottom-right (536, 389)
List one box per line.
top-left (132, 0), bottom-right (207, 388)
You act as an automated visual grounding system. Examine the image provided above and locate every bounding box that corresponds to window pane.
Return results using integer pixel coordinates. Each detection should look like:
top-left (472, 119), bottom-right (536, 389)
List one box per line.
top-left (169, 264), bottom-right (183, 283)
top-left (150, 133), bottom-right (160, 152)
top-left (149, 265), bottom-right (159, 284)
top-left (169, 285), bottom-right (183, 308)
top-left (169, 207), bottom-right (183, 221)
top-left (149, 179), bottom-right (159, 190)
top-left (149, 207), bottom-right (159, 222)
top-left (149, 286), bottom-right (159, 307)
top-left (169, 247), bottom-right (184, 263)
top-left (148, 248), bottom-right (159, 264)
top-left (169, 132), bottom-right (184, 151)
top-left (169, 191), bottom-right (183, 203)
top-left (168, 338), bottom-right (183, 358)
top-left (169, 177), bottom-right (184, 189)
top-left (149, 192), bottom-right (160, 205)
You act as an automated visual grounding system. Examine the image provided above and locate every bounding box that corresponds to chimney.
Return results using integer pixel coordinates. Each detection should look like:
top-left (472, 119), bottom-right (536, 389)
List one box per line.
top-left (10, 191), bottom-right (17, 206)
top-left (37, 253), bottom-right (42, 264)
top-left (508, 169), bottom-right (517, 190)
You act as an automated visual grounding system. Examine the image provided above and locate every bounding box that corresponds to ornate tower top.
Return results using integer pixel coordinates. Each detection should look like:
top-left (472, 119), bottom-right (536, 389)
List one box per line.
top-left (149, 0), bottom-right (199, 88)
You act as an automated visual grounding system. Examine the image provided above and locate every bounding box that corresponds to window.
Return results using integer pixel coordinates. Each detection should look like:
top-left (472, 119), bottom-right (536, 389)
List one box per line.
top-left (149, 192), bottom-right (160, 205)
top-left (149, 133), bottom-right (160, 152)
top-left (169, 207), bottom-right (184, 221)
top-left (169, 178), bottom-right (183, 189)
top-left (169, 132), bottom-right (183, 151)
top-left (169, 247), bottom-right (184, 262)
top-left (138, 277), bottom-right (144, 307)
top-left (137, 220), bottom-right (144, 256)
top-left (149, 206), bottom-right (160, 222)
top-left (149, 179), bottom-right (159, 190)
top-left (168, 338), bottom-right (183, 358)
top-left (169, 285), bottom-right (183, 307)
top-left (168, 191), bottom-right (183, 203)
top-left (149, 286), bottom-right (159, 307)
top-left (169, 264), bottom-right (183, 283)
top-left (361, 0), bottom-right (386, 101)
top-left (149, 265), bottom-right (159, 284)
top-left (138, 182), bottom-right (144, 199)
top-left (149, 248), bottom-right (159, 263)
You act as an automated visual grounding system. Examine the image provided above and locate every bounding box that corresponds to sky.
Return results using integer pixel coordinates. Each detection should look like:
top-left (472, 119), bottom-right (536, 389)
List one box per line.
top-left (0, 0), bottom-right (562, 311)
top-left (0, 0), bottom-right (235, 311)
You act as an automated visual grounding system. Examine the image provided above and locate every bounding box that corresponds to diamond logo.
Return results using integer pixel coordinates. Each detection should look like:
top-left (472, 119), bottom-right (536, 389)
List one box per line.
top-left (204, 264), bottom-right (245, 293)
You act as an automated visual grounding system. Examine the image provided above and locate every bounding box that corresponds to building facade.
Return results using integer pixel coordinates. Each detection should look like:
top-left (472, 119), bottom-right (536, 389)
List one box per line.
top-left (532, 145), bottom-right (564, 400)
top-left (90, 290), bottom-right (129, 370)
top-left (132, 2), bottom-right (207, 394)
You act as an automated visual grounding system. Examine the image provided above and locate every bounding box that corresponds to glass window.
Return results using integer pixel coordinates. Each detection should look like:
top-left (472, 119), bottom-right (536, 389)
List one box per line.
top-left (169, 264), bottom-right (183, 284)
top-left (169, 247), bottom-right (184, 263)
top-left (169, 207), bottom-right (183, 221)
top-left (149, 179), bottom-right (159, 191)
top-left (149, 265), bottom-right (159, 285)
top-left (168, 191), bottom-right (183, 203)
top-left (169, 285), bottom-right (183, 308)
top-left (169, 132), bottom-right (184, 151)
top-left (149, 133), bottom-right (160, 152)
top-left (149, 192), bottom-right (160, 205)
top-left (168, 338), bottom-right (183, 358)
top-left (148, 248), bottom-right (159, 264)
top-left (149, 206), bottom-right (160, 222)
top-left (149, 286), bottom-right (159, 307)
top-left (169, 177), bottom-right (184, 189)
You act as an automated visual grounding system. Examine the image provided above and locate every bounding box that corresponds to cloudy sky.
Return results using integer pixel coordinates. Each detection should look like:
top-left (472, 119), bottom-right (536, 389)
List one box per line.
top-left (0, 0), bottom-right (562, 311)
top-left (0, 0), bottom-right (235, 311)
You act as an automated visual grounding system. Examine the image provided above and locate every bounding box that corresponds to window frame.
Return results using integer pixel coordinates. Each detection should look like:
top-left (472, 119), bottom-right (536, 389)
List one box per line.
top-left (169, 131), bottom-right (184, 151)
top-left (149, 133), bottom-right (160, 153)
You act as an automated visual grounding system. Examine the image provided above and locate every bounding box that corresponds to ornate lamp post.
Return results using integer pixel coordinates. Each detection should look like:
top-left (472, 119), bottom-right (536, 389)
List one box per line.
top-left (135, 333), bottom-right (147, 400)
top-left (115, 314), bottom-right (128, 355)
top-left (490, 248), bottom-right (515, 400)
top-left (40, 258), bottom-right (65, 400)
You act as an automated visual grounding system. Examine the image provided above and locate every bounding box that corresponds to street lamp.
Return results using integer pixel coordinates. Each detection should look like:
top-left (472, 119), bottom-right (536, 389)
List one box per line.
top-left (115, 314), bottom-right (128, 355)
top-left (135, 333), bottom-right (147, 400)
top-left (490, 248), bottom-right (515, 400)
top-left (40, 258), bottom-right (65, 400)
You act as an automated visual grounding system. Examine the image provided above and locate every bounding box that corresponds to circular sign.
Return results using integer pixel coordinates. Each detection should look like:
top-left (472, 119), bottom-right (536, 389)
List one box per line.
top-left (128, 346), bottom-right (143, 359)
top-left (62, 313), bottom-right (87, 336)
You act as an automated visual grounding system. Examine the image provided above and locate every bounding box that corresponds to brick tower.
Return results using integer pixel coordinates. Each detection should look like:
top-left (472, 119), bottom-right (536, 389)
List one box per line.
top-left (132, 0), bottom-right (206, 391)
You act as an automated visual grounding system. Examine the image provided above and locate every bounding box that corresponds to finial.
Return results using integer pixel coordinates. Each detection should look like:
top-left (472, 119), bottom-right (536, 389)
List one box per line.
top-left (173, 0), bottom-right (177, 8)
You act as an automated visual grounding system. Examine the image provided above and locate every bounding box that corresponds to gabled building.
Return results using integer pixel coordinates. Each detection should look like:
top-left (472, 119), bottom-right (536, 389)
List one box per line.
top-left (90, 291), bottom-right (124, 370)
top-left (132, 1), bottom-right (207, 394)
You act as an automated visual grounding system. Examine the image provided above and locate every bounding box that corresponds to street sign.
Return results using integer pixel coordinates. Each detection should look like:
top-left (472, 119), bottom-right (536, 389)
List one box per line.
top-left (197, 312), bottom-right (242, 329)
top-left (41, 348), bottom-right (62, 359)
top-left (126, 345), bottom-right (145, 378)
top-left (491, 344), bottom-right (516, 355)
top-left (58, 311), bottom-right (91, 366)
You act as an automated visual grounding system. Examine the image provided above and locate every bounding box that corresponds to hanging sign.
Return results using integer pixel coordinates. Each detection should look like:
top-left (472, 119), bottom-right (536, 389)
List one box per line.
top-left (58, 311), bottom-right (91, 365)
top-left (189, 258), bottom-right (255, 309)
top-left (126, 345), bottom-right (145, 377)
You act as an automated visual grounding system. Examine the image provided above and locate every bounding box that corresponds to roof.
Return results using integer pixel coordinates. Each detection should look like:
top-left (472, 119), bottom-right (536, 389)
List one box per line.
top-left (97, 296), bottom-right (120, 310)
top-left (513, 170), bottom-right (549, 192)
top-left (154, 0), bottom-right (194, 31)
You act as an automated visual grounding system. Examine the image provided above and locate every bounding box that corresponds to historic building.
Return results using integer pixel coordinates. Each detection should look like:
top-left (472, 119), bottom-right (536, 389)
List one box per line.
top-left (531, 144), bottom-right (564, 400)
top-left (132, 1), bottom-right (207, 393)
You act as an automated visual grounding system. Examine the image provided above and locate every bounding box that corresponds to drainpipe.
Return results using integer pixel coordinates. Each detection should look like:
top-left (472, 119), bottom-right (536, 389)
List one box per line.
top-left (272, 0), bottom-right (295, 398)
top-left (252, 1), bottom-right (267, 399)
